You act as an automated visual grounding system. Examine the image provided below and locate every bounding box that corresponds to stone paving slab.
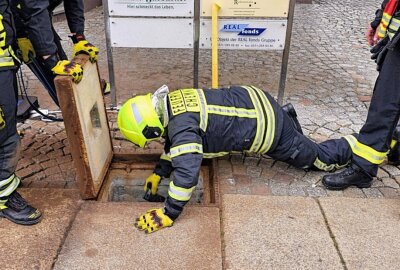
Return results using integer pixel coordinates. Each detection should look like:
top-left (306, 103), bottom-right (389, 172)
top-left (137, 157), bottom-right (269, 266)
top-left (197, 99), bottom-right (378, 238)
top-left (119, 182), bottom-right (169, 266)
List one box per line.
top-left (222, 194), bottom-right (342, 270)
top-left (320, 197), bottom-right (400, 269)
top-left (0, 188), bottom-right (81, 270)
top-left (54, 203), bottom-right (222, 270)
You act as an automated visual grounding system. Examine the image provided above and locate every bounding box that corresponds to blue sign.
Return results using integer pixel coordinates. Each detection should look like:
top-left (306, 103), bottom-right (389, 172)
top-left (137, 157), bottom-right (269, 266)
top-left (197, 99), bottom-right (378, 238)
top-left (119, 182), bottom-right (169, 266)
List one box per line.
top-left (221, 24), bottom-right (266, 36)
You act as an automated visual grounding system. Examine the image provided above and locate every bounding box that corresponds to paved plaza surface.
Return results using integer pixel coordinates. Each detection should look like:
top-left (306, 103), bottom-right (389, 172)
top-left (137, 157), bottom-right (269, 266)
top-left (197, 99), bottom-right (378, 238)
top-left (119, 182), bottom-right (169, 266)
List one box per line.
top-left (3, 0), bottom-right (400, 269)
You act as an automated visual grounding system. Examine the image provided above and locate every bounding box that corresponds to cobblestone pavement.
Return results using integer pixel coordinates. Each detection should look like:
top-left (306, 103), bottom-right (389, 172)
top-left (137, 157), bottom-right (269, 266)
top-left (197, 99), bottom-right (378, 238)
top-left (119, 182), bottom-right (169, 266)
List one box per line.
top-left (17, 0), bottom-right (400, 199)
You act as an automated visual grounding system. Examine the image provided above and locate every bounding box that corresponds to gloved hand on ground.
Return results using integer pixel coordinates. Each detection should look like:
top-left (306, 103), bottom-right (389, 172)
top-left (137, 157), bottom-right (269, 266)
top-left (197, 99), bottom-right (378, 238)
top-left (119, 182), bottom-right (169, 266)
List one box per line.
top-left (17, 37), bottom-right (35, 63)
top-left (51, 60), bottom-right (83, 83)
top-left (144, 173), bottom-right (161, 195)
top-left (135, 208), bottom-right (173, 234)
top-left (71, 34), bottom-right (99, 63)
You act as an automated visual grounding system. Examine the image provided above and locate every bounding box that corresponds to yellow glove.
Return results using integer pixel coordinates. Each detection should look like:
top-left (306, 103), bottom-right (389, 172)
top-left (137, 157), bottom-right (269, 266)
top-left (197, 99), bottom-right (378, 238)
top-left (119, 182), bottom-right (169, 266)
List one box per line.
top-left (144, 173), bottom-right (161, 195)
top-left (17, 38), bottom-right (35, 63)
top-left (135, 208), bottom-right (174, 234)
top-left (51, 60), bottom-right (83, 83)
top-left (71, 34), bottom-right (99, 63)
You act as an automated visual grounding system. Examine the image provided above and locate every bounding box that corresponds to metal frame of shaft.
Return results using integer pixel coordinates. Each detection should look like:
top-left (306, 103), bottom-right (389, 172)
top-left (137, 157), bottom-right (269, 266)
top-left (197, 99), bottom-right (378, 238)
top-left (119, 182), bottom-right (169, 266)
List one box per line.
top-left (212, 3), bottom-right (221, 89)
top-left (102, 0), bottom-right (117, 107)
top-left (277, 0), bottom-right (296, 105)
top-left (193, 0), bottom-right (200, 88)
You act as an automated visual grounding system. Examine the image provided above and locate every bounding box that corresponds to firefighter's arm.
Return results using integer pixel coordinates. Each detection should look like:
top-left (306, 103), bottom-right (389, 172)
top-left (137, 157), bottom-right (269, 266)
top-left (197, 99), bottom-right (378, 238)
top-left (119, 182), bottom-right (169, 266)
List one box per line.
top-left (371, 0), bottom-right (389, 30)
top-left (63, 0), bottom-right (85, 35)
top-left (136, 114), bottom-right (203, 233)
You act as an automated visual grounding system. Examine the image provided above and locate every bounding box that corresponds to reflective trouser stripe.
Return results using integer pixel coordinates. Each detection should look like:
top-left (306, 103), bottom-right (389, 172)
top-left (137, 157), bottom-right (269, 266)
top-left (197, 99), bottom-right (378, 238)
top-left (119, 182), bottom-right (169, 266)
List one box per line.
top-left (249, 86), bottom-right (276, 154)
top-left (196, 89), bottom-right (208, 132)
top-left (160, 152), bottom-right (171, 162)
top-left (168, 182), bottom-right (195, 201)
top-left (203, 152), bottom-right (229, 158)
top-left (0, 174), bottom-right (20, 198)
top-left (344, 135), bottom-right (387, 165)
top-left (170, 143), bottom-right (203, 158)
top-left (313, 157), bottom-right (348, 172)
top-left (243, 86), bottom-right (265, 152)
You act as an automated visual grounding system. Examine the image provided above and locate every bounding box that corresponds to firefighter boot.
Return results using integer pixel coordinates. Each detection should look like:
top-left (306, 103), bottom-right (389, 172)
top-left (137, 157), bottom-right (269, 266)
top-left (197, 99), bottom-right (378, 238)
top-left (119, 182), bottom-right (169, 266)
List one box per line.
top-left (282, 103), bottom-right (303, 134)
top-left (0, 191), bottom-right (42, 225)
top-left (387, 126), bottom-right (400, 165)
top-left (322, 164), bottom-right (373, 190)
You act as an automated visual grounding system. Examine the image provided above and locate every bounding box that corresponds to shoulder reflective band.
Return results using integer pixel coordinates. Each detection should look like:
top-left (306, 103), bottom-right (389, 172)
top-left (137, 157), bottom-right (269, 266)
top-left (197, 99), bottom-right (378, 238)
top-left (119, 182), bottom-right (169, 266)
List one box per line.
top-left (170, 143), bottom-right (203, 158)
top-left (243, 86), bottom-right (265, 153)
top-left (344, 135), bottom-right (387, 165)
top-left (168, 182), bottom-right (195, 201)
top-left (0, 14), bottom-right (5, 48)
top-left (207, 105), bottom-right (257, 118)
top-left (313, 157), bottom-right (349, 172)
top-left (249, 86), bottom-right (276, 154)
top-left (196, 89), bottom-right (208, 132)
top-left (0, 174), bottom-right (20, 198)
top-left (160, 152), bottom-right (171, 162)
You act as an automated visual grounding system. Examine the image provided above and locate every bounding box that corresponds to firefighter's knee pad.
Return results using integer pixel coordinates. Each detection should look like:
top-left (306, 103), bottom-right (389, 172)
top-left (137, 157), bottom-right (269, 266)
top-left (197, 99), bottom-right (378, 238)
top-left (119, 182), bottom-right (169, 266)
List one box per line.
top-left (284, 135), bottom-right (318, 169)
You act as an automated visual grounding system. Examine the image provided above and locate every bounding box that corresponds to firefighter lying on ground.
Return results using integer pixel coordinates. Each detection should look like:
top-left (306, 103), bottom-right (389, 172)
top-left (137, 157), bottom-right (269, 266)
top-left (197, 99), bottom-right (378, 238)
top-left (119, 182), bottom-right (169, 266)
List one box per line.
top-left (117, 85), bottom-right (400, 234)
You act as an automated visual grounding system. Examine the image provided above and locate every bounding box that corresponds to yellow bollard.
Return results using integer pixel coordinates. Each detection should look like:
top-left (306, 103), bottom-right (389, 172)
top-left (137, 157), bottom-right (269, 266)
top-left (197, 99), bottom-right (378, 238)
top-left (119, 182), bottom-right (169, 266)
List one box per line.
top-left (212, 2), bottom-right (221, 89)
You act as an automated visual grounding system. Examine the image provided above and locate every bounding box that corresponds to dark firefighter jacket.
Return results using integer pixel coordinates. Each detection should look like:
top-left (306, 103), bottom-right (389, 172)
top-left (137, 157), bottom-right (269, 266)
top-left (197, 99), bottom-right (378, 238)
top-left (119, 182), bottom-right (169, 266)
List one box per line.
top-left (11, 0), bottom-right (84, 56)
top-left (154, 86), bottom-right (353, 219)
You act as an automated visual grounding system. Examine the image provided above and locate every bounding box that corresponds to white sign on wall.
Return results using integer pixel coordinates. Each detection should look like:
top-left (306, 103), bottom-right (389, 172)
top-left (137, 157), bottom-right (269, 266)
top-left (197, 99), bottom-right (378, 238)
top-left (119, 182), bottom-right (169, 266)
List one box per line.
top-left (200, 19), bottom-right (287, 50)
top-left (108, 0), bottom-right (194, 17)
top-left (109, 18), bottom-right (194, 48)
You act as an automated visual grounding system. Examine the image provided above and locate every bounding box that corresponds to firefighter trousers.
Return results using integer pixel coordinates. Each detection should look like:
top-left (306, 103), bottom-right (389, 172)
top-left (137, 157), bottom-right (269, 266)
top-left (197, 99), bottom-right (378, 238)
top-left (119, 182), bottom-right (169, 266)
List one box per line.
top-left (352, 44), bottom-right (400, 176)
top-left (0, 69), bottom-right (20, 181)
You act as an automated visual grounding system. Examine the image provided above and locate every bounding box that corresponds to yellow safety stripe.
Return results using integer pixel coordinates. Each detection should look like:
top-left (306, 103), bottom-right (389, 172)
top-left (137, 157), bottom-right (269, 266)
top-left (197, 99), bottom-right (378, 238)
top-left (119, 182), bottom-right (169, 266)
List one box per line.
top-left (168, 182), bottom-right (195, 201)
top-left (250, 85), bottom-right (276, 154)
top-left (0, 174), bottom-right (15, 188)
top-left (352, 141), bottom-right (387, 164)
top-left (160, 152), bottom-right (171, 162)
top-left (207, 104), bottom-right (257, 118)
top-left (203, 152), bottom-right (229, 159)
top-left (196, 89), bottom-right (208, 132)
top-left (313, 157), bottom-right (348, 172)
top-left (243, 86), bottom-right (264, 152)
top-left (0, 175), bottom-right (20, 198)
top-left (0, 47), bottom-right (16, 67)
top-left (389, 17), bottom-right (400, 30)
top-left (170, 143), bottom-right (203, 158)
top-left (343, 135), bottom-right (357, 148)
top-left (382, 12), bottom-right (392, 26)
top-left (390, 139), bottom-right (397, 149)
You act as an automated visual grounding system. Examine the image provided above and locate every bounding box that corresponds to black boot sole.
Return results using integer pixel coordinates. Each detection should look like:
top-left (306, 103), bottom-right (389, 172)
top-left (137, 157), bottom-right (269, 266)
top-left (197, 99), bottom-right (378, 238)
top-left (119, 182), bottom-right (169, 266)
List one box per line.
top-left (0, 212), bottom-right (42, 225)
top-left (322, 181), bottom-right (372, 190)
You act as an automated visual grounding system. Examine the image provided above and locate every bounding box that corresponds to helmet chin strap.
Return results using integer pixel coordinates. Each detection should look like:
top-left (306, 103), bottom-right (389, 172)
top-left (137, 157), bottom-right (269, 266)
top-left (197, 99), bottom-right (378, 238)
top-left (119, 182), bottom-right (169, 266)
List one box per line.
top-left (152, 85), bottom-right (170, 128)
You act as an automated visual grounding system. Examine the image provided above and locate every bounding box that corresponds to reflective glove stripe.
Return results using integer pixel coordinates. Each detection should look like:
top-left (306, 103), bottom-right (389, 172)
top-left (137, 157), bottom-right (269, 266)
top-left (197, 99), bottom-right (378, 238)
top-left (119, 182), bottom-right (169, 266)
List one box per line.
top-left (168, 182), bottom-right (195, 201)
top-left (170, 143), bottom-right (203, 158)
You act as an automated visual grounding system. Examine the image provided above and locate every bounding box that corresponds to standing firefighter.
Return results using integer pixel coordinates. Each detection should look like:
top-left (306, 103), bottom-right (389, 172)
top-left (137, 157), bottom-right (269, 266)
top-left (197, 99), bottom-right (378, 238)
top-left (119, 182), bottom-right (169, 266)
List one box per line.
top-left (0, 0), bottom-right (42, 225)
top-left (322, 0), bottom-right (400, 190)
top-left (118, 85), bottom-right (363, 234)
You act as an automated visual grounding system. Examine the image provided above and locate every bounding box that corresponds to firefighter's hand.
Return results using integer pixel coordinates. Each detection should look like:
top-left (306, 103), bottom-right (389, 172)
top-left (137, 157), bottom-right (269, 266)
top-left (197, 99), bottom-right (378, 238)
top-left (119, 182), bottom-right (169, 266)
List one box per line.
top-left (71, 34), bottom-right (99, 63)
top-left (366, 25), bottom-right (379, 46)
top-left (144, 173), bottom-right (162, 195)
top-left (135, 208), bottom-right (173, 234)
top-left (51, 60), bottom-right (83, 83)
top-left (17, 38), bottom-right (35, 63)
